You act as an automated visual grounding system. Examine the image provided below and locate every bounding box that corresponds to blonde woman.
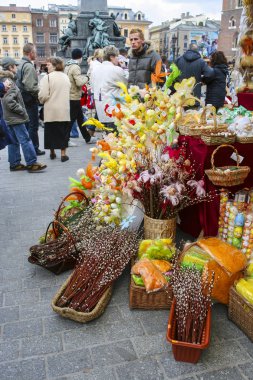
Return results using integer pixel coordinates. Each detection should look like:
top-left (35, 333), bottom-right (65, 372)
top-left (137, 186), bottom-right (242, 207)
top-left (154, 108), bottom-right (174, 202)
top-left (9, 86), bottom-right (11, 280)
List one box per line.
top-left (38, 57), bottom-right (71, 162)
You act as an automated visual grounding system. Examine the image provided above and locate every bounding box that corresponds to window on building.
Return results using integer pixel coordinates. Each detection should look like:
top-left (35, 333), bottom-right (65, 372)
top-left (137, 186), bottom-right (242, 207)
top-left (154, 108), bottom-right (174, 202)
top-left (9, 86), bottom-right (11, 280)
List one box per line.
top-left (24, 37), bottom-right (29, 44)
top-left (12, 25), bottom-right (17, 32)
top-left (36, 19), bottom-right (43, 27)
top-left (110, 13), bottom-right (114, 17)
top-left (238, 0), bottom-right (243, 6)
top-left (37, 47), bottom-right (45, 57)
top-left (229, 17), bottom-right (236, 28)
top-left (13, 37), bottom-right (18, 44)
top-left (184, 42), bottom-right (187, 48)
top-left (4, 50), bottom-right (9, 57)
top-left (36, 33), bottom-right (44, 43)
top-left (199, 21), bottom-right (203, 26)
top-left (23, 25), bottom-right (27, 32)
top-left (51, 47), bottom-right (57, 56)
top-left (124, 29), bottom-right (128, 37)
top-left (50, 33), bottom-right (58, 43)
top-left (184, 34), bottom-right (187, 40)
top-left (12, 14), bottom-right (16, 19)
top-left (232, 32), bottom-right (239, 49)
top-left (14, 50), bottom-right (19, 58)
top-left (2, 25), bottom-right (7, 32)
top-left (137, 13), bottom-right (141, 21)
top-left (3, 37), bottom-right (8, 45)
top-left (124, 13), bottom-right (128, 20)
top-left (50, 19), bottom-right (57, 27)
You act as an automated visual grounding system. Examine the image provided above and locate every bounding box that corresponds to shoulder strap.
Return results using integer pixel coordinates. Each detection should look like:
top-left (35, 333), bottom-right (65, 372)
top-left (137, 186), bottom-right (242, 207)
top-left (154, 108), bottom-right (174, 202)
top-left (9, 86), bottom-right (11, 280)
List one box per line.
top-left (20, 61), bottom-right (33, 83)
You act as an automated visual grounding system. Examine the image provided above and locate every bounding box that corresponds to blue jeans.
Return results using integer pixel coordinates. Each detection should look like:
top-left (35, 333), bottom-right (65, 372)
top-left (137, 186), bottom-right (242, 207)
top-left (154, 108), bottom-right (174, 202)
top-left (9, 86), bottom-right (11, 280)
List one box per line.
top-left (7, 123), bottom-right (37, 167)
top-left (70, 120), bottom-right (79, 138)
top-left (25, 101), bottom-right (39, 151)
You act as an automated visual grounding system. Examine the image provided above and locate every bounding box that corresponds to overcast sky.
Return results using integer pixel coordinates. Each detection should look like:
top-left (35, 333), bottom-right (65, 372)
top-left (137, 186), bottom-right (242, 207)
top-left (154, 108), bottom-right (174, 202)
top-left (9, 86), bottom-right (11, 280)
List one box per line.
top-left (11, 0), bottom-right (222, 25)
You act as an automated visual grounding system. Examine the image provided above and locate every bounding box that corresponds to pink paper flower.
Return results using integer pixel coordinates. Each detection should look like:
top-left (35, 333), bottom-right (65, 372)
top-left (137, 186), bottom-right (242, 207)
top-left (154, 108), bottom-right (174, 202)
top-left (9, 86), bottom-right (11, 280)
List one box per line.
top-left (187, 180), bottom-right (206, 197)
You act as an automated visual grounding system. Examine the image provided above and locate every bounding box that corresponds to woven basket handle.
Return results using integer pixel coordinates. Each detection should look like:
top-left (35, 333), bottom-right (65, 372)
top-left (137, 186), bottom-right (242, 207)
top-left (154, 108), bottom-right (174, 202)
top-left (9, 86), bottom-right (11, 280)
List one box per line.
top-left (200, 105), bottom-right (217, 130)
top-left (45, 220), bottom-right (78, 254)
top-left (211, 144), bottom-right (240, 170)
top-left (55, 191), bottom-right (89, 222)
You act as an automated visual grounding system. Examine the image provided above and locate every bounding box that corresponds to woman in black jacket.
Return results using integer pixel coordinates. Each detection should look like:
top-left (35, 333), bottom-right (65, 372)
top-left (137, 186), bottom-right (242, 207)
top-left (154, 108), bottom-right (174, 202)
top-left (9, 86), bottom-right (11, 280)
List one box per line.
top-left (205, 51), bottom-right (229, 111)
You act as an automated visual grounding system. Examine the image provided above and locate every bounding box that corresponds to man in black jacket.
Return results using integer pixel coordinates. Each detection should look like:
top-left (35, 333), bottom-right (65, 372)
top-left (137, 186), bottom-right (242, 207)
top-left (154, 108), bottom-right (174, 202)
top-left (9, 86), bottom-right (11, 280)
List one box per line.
top-left (176, 44), bottom-right (214, 102)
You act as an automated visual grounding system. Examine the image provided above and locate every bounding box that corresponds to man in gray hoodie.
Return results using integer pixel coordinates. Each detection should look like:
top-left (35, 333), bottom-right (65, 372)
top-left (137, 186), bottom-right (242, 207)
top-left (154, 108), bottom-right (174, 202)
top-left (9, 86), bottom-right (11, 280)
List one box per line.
top-left (0, 57), bottom-right (46, 172)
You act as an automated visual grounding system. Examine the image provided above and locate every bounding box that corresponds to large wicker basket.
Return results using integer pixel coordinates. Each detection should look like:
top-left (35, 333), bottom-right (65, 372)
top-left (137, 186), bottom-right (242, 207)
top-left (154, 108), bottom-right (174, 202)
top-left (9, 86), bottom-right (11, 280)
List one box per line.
top-left (179, 106), bottom-right (227, 137)
top-left (51, 274), bottom-right (113, 323)
top-left (236, 136), bottom-right (253, 144)
top-left (201, 133), bottom-right (235, 146)
top-left (228, 285), bottom-right (253, 342)
top-left (205, 144), bottom-right (250, 187)
top-left (144, 215), bottom-right (176, 241)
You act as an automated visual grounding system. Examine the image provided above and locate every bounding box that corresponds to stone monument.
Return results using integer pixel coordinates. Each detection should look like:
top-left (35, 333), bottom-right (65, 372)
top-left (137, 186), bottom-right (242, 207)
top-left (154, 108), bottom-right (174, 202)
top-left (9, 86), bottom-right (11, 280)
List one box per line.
top-left (58, 0), bottom-right (126, 72)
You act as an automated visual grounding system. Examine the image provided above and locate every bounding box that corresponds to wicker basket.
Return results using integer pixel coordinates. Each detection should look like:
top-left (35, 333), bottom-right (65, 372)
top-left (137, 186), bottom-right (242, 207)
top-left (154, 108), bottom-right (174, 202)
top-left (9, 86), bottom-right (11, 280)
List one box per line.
top-left (51, 274), bottom-right (113, 323)
top-left (144, 215), bottom-right (176, 241)
top-left (129, 257), bottom-right (173, 309)
top-left (205, 144), bottom-right (250, 187)
top-left (179, 106), bottom-right (227, 137)
top-left (228, 285), bottom-right (253, 342)
top-left (236, 136), bottom-right (253, 144)
top-left (201, 133), bottom-right (236, 146)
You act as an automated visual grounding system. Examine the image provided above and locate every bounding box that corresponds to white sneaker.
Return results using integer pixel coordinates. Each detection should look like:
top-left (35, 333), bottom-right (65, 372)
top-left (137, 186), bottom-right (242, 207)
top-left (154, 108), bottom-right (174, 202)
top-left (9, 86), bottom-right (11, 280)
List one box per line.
top-left (86, 136), bottom-right (97, 144)
top-left (68, 140), bottom-right (78, 147)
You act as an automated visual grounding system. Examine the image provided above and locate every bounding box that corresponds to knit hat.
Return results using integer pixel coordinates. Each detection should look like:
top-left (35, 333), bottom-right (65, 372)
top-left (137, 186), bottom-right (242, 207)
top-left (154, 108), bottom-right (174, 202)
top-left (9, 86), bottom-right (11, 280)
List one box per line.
top-left (71, 48), bottom-right (83, 60)
top-left (1, 57), bottom-right (19, 70)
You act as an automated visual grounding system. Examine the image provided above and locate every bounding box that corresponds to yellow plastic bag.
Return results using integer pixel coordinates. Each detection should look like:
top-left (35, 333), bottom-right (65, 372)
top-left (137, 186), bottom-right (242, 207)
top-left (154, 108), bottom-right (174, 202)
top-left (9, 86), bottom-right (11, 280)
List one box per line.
top-left (236, 278), bottom-right (253, 305)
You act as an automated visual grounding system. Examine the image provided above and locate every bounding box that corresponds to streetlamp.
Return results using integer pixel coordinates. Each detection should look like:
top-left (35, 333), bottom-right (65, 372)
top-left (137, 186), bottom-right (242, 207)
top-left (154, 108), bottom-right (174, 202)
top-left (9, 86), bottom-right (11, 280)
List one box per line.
top-left (171, 34), bottom-right (177, 62)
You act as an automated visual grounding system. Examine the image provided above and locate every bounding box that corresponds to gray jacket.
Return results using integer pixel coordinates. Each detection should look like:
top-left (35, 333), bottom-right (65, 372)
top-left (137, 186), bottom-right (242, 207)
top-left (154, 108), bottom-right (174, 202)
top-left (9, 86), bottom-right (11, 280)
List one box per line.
top-left (0, 70), bottom-right (29, 126)
top-left (128, 42), bottom-right (162, 89)
top-left (16, 57), bottom-right (39, 100)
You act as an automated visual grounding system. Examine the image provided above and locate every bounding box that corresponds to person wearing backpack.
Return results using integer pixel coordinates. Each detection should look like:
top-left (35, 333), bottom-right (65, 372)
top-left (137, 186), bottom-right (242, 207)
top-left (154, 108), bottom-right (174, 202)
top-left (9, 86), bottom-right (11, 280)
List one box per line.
top-left (0, 57), bottom-right (46, 172)
top-left (16, 43), bottom-right (45, 156)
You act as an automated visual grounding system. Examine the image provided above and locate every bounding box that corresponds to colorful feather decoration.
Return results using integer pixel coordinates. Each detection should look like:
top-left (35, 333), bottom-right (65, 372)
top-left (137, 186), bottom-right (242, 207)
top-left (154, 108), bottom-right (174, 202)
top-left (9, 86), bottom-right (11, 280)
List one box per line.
top-left (151, 60), bottom-right (168, 84)
top-left (165, 63), bottom-right (181, 90)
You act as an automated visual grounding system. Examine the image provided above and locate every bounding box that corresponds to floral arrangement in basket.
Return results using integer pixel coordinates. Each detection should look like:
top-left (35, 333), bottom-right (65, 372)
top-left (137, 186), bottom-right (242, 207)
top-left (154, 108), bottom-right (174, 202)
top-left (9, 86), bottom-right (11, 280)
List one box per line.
top-left (69, 69), bottom-right (215, 226)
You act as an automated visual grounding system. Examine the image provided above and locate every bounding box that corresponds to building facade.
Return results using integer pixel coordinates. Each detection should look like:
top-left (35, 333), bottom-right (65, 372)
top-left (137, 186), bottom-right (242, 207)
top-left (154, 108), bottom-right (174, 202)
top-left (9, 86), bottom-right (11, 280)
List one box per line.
top-left (218, 0), bottom-right (243, 61)
top-left (0, 5), bottom-right (32, 60)
top-left (108, 6), bottom-right (152, 47)
top-left (31, 8), bottom-right (59, 69)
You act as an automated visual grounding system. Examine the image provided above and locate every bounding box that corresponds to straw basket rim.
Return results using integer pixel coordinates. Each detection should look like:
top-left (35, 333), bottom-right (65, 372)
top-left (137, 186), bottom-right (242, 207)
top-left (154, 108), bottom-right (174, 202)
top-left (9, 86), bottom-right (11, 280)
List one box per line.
top-left (51, 274), bottom-right (113, 323)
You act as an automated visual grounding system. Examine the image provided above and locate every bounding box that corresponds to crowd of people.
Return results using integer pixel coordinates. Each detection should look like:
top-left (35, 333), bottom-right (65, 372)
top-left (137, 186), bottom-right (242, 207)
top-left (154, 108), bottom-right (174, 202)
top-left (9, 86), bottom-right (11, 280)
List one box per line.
top-left (0, 29), bottom-right (230, 174)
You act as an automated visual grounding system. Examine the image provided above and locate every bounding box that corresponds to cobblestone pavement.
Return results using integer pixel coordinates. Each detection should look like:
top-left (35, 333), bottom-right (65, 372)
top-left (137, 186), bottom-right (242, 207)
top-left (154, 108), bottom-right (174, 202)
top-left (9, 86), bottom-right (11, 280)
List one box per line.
top-left (0, 129), bottom-right (252, 380)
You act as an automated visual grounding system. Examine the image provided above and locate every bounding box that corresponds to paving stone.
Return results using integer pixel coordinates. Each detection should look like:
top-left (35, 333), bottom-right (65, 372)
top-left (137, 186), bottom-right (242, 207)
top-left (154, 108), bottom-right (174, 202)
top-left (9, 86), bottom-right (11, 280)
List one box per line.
top-left (212, 318), bottom-right (246, 341)
top-left (202, 340), bottom-right (251, 367)
top-left (0, 340), bottom-right (20, 362)
top-left (0, 357), bottom-right (46, 380)
top-left (3, 319), bottom-right (43, 340)
top-left (103, 319), bottom-right (145, 341)
top-left (96, 305), bottom-right (125, 325)
top-left (91, 340), bottom-right (137, 367)
top-left (0, 306), bottom-right (19, 324)
top-left (20, 302), bottom-right (54, 320)
top-left (0, 292), bottom-right (3, 307)
top-left (132, 333), bottom-right (169, 358)
top-left (40, 285), bottom-right (61, 302)
top-left (158, 352), bottom-right (207, 378)
top-left (0, 279), bottom-right (23, 293)
top-left (47, 348), bottom-right (92, 378)
top-left (137, 309), bottom-right (169, 335)
top-left (63, 325), bottom-right (105, 350)
top-left (21, 334), bottom-right (63, 358)
top-left (43, 315), bottom-right (85, 334)
top-left (116, 358), bottom-right (165, 380)
top-left (67, 367), bottom-right (117, 380)
top-left (1, 267), bottom-right (36, 281)
top-left (196, 366), bottom-right (245, 380)
top-left (238, 361), bottom-right (253, 379)
top-left (237, 336), bottom-right (253, 358)
top-left (4, 289), bottom-right (40, 306)
top-left (22, 276), bottom-right (56, 289)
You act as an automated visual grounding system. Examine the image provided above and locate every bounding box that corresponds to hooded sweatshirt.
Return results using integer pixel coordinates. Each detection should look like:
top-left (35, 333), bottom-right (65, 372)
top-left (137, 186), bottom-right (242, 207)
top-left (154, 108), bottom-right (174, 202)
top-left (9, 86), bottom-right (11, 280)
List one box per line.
top-left (204, 63), bottom-right (229, 109)
top-left (176, 49), bottom-right (214, 100)
top-left (128, 42), bottom-right (162, 89)
top-left (64, 59), bottom-right (88, 100)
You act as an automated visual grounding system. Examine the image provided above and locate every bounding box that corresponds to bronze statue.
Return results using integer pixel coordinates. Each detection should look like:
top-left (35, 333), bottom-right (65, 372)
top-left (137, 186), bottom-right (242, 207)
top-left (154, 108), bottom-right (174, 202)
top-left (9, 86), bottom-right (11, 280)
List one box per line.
top-left (58, 13), bottom-right (77, 51)
top-left (83, 11), bottom-right (111, 59)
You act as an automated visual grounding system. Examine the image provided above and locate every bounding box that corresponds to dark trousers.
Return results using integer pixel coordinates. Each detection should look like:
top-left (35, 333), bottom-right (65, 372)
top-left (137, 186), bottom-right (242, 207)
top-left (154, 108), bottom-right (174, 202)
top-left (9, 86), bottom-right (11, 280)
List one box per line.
top-left (70, 100), bottom-right (90, 142)
top-left (25, 101), bottom-right (39, 151)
